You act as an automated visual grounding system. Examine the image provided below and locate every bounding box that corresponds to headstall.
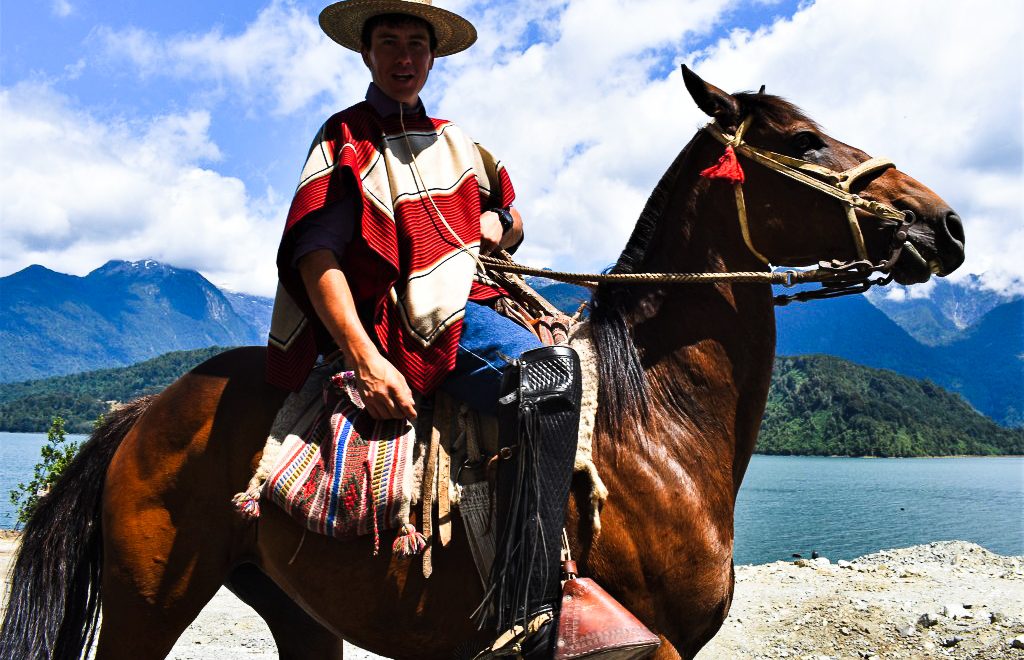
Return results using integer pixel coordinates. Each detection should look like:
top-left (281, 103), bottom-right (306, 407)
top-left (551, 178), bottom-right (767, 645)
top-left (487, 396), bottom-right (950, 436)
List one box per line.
top-left (701, 115), bottom-right (920, 303)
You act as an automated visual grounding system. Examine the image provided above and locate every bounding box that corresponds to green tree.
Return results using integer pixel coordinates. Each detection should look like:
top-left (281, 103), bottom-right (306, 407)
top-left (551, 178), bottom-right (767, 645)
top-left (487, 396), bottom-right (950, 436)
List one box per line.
top-left (8, 416), bottom-right (82, 525)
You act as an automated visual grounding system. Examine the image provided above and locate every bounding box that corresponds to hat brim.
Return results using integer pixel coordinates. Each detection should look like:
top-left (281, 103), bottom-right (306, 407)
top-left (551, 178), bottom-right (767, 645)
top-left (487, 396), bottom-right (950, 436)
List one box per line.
top-left (320, 0), bottom-right (477, 57)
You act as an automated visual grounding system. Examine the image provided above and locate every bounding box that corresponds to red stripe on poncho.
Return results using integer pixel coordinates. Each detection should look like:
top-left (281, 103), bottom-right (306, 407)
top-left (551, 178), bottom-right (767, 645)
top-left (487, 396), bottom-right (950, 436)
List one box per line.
top-left (267, 102), bottom-right (515, 394)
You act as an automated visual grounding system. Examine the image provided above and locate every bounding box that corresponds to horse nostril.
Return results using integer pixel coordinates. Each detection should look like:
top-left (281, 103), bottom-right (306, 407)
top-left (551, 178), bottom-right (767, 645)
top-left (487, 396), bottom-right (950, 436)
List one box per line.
top-left (945, 212), bottom-right (965, 245)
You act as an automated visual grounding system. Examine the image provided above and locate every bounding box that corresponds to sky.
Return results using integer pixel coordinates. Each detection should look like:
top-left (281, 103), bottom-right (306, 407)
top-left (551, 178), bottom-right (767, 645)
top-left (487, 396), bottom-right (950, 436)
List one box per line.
top-left (1, 0), bottom-right (1021, 298)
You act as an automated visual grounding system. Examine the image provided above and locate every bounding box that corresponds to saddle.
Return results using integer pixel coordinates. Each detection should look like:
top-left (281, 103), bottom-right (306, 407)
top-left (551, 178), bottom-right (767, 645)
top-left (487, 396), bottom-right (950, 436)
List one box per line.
top-left (232, 258), bottom-right (608, 578)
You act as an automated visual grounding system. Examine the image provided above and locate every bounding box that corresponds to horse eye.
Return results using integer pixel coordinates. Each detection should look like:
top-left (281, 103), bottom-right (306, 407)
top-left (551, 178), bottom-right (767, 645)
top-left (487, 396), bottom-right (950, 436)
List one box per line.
top-left (792, 131), bottom-right (824, 155)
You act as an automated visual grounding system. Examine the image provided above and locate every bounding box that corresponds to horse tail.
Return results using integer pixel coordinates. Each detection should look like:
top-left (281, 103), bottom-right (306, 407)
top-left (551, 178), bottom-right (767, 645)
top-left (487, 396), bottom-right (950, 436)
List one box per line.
top-left (0, 395), bottom-right (155, 660)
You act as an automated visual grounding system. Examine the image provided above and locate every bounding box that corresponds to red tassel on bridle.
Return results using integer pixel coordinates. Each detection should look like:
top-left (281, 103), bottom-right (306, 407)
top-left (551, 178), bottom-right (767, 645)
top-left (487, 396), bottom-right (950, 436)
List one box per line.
top-left (700, 145), bottom-right (745, 183)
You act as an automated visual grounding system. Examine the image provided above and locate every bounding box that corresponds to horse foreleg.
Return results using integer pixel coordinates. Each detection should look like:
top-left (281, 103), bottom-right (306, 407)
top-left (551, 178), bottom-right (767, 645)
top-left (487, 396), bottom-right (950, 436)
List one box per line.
top-left (226, 563), bottom-right (345, 659)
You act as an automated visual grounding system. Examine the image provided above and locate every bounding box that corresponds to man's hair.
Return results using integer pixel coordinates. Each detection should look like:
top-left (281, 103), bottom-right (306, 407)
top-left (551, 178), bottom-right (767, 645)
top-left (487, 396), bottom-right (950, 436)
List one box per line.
top-left (361, 13), bottom-right (438, 52)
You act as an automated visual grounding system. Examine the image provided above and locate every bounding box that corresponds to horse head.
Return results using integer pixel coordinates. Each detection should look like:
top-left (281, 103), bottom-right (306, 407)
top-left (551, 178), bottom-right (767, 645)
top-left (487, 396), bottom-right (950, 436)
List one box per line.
top-left (681, 65), bottom-right (965, 285)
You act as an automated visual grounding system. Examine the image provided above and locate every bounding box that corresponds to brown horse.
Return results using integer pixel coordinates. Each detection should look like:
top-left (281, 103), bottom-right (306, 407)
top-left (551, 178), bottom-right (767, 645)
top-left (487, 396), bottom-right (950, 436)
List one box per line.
top-left (1, 68), bottom-right (965, 660)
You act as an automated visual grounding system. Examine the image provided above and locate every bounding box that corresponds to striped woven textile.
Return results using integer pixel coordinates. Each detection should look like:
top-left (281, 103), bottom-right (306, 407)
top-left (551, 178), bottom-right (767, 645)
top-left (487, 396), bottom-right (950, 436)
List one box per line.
top-left (266, 101), bottom-right (516, 394)
top-left (265, 372), bottom-right (415, 549)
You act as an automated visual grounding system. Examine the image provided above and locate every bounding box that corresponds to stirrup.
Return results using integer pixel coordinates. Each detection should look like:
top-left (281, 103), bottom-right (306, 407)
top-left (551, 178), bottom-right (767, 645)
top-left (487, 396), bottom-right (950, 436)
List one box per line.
top-left (472, 610), bottom-right (554, 660)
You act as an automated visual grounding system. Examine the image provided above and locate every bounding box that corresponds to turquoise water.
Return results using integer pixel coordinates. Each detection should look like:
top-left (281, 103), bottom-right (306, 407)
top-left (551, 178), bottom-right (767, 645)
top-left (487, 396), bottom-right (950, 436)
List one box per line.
top-left (734, 454), bottom-right (1024, 564)
top-left (0, 432), bottom-right (89, 528)
top-left (1, 433), bottom-right (1021, 564)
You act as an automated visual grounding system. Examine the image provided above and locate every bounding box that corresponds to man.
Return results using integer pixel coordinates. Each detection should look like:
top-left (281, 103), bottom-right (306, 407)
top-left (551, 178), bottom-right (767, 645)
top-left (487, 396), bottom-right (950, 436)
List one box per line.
top-left (266, 2), bottom-right (626, 657)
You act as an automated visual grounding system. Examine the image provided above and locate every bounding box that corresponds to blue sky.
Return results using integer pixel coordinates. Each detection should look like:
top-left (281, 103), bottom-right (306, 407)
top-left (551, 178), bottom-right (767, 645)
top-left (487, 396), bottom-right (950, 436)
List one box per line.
top-left (1, 0), bottom-right (1020, 297)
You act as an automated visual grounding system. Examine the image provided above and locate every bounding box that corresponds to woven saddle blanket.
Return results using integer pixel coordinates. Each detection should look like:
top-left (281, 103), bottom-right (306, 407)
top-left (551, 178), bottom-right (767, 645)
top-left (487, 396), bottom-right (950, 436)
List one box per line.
top-left (233, 321), bottom-right (605, 578)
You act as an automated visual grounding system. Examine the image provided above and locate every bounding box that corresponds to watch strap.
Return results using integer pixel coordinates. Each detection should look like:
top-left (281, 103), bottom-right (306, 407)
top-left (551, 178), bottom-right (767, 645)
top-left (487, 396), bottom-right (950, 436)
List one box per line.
top-left (493, 207), bottom-right (514, 235)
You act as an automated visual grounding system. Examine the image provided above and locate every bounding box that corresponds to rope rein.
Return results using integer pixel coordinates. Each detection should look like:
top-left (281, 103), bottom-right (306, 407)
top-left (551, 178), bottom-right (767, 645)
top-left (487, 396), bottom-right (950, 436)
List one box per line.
top-left (480, 117), bottom-right (918, 305)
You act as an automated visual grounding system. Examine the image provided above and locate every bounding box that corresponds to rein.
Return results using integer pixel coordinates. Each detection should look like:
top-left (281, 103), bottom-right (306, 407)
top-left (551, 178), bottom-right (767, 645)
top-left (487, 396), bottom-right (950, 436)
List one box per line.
top-left (482, 116), bottom-right (921, 306)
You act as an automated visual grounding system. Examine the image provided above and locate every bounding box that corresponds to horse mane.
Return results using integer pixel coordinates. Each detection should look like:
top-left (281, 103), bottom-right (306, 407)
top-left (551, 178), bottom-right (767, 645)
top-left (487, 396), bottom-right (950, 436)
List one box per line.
top-left (589, 136), bottom-right (697, 430)
top-left (589, 92), bottom-right (810, 430)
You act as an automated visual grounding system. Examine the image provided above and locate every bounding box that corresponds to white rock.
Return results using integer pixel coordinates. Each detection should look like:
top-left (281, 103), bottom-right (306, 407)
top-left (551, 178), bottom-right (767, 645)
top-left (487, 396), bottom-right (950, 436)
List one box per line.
top-left (837, 560), bottom-right (853, 569)
top-left (811, 557), bottom-right (831, 568)
top-left (895, 623), bottom-right (916, 637)
top-left (940, 603), bottom-right (969, 619)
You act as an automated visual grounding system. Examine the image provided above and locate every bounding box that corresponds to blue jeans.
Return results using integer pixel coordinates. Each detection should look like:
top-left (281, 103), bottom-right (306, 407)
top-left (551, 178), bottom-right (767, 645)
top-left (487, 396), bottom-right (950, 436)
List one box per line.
top-left (439, 302), bottom-right (543, 415)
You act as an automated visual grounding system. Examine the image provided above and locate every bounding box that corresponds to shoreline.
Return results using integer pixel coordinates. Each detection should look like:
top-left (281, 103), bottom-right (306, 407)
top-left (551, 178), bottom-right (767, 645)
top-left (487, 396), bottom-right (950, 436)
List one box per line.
top-left (753, 453), bottom-right (1024, 459)
top-left (2, 537), bottom-right (1021, 659)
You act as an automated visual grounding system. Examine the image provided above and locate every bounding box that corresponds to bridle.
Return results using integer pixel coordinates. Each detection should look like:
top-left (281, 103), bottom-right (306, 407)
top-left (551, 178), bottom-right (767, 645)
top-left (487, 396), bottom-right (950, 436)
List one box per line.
top-left (702, 115), bottom-right (920, 303)
top-left (479, 109), bottom-right (924, 306)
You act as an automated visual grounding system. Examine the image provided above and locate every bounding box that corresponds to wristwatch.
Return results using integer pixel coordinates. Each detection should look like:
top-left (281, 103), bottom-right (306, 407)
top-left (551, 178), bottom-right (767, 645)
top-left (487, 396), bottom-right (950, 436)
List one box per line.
top-left (493, 207), bottom-right (515, 235)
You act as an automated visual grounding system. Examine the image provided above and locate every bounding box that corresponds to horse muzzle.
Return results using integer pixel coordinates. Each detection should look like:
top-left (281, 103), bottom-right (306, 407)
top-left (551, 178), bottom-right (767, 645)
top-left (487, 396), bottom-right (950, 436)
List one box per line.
top-left (893, 209), bottom-right (965, 284)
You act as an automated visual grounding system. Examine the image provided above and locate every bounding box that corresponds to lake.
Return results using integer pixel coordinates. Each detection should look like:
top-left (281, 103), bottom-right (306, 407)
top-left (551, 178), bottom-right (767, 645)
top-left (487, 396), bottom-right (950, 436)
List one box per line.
top-left (1, 432), bottom-right (1021, 563)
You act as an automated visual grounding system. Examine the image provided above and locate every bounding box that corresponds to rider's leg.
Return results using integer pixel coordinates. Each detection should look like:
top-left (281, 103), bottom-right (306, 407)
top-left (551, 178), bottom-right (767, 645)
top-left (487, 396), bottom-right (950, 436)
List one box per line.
top-left (488, 344), bottom-right (582, 658)
top-left (438, 301), bottom-right (543, 414)
top-left (438, 303), bottom-right (582, 658)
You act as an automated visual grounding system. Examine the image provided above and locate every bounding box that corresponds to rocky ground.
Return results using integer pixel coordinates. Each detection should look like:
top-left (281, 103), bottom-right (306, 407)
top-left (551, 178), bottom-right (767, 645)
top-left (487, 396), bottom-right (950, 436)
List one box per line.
top-left (2, 532), bottom-right (1021, 659)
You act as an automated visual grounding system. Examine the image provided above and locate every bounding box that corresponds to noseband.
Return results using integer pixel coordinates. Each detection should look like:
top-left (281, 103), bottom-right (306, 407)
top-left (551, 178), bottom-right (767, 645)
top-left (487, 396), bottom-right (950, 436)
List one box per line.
top-left (704, 116), bottom-right (920, 302)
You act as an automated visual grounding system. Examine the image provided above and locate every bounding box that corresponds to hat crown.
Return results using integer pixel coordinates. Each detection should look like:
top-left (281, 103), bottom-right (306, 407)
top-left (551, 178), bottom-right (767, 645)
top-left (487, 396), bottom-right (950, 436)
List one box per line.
top-left (319, 0), bottom-right (477, 57)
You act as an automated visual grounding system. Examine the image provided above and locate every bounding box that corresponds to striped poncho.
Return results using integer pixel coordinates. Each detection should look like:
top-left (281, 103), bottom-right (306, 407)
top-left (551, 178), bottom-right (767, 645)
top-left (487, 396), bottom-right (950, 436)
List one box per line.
top-left (267, 100), bottom-right (515, 394)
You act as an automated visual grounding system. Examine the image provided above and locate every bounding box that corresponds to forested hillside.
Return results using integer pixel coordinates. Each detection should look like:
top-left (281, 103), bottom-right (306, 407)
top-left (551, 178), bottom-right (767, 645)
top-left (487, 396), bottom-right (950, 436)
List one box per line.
top-left (759, 355), bottom-right (1023, 456)
top-left (0, 347), bottom-right (229, 433)
top-left (2, 348), bottom-right (1019, 456)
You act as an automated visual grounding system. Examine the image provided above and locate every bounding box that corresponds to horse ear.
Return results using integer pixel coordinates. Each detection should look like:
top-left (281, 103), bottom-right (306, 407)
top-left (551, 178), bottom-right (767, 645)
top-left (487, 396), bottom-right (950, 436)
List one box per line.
top-left (681, 64), bottom-right (740, 129)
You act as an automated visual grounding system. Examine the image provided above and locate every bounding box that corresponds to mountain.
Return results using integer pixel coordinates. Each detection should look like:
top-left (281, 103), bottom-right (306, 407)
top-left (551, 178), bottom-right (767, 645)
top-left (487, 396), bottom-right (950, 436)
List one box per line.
top-left (943, 299), bottom-right (1024, 427)
top-left (526, 276), bottom-right (592, 316)
top-left (759, 355), bottom-right (1023, 456)
top-left (523, 276), bottom-right (1021, 426)
top-left (222, 290), bottom-right (275, 341)
top-left (2, 260), bottom-right (1018, 426)
top-left (0, 261), bottom-right (267, 383)
top-left (864, 276), bottom-right (1019, 346)
top-left (774, 292), bottom-right (1022, 427)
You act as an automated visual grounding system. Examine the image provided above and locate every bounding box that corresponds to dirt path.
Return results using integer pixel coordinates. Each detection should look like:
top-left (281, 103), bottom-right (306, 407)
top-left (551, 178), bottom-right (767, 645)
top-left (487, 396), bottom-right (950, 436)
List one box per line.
top-left (2, 532), bottom-right (1021, 659)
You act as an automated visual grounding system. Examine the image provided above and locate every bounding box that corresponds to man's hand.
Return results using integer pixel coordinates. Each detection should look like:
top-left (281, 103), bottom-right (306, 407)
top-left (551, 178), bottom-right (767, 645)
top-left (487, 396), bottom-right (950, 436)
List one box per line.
top-left (298, 249), bottom-right (416, 421)
top-left (479, 210), bottom-right (504, 255)
top-left (350, 348), bottom-right (417, 421)
top-left (479, 207), bottom-right (523, 255)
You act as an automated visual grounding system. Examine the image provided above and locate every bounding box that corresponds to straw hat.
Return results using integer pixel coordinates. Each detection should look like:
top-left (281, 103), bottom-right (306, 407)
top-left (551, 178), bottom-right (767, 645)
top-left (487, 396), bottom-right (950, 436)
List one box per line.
top-left (319, 0), bottom-right (477, 57)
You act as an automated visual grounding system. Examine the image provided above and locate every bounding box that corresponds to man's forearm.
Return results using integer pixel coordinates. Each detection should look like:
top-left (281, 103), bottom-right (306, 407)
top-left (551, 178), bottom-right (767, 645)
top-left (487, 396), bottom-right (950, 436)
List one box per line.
top-left (298, 250), bottom-right (378, 364)
top-left (297, 249), bottom-right (416, 419)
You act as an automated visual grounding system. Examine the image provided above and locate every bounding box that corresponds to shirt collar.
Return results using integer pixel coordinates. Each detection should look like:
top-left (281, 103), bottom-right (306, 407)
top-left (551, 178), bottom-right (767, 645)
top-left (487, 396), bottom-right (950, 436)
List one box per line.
top-left (366, 83), bottom-right (426, 119)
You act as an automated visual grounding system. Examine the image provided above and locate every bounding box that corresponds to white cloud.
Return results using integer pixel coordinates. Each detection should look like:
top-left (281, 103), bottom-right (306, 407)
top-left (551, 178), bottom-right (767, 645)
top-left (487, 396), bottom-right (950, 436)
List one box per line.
top-left (671, 0), bottom-right (1024, 294)
top-left (12, 0), bottom-right (1023, 299)
top-left (0, 83), bottom-right (283, 296)
top-left (95, 0), bottom-right (366, 116)
top-left (436, 0), bottom-right (1022, 294)
top-left (52, 0), bottom-right (73, 18)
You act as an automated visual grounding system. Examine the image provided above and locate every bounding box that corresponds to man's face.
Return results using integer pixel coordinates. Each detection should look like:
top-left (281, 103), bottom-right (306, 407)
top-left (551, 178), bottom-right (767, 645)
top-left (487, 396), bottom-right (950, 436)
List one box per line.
top-left (362, 21), bottom-right (435, 106)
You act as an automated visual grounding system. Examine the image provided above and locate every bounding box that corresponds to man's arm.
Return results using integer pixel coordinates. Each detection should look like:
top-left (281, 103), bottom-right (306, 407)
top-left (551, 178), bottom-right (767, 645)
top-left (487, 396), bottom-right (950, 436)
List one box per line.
top-left (298, 249), bottom-right (417, 420)
top-left (480, 207), bottom-right (524, 255)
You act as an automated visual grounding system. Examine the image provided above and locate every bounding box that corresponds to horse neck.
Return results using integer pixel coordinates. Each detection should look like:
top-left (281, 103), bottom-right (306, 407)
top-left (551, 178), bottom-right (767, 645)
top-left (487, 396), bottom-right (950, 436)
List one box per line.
top-left (608, 134), bottom-right (777, 490)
